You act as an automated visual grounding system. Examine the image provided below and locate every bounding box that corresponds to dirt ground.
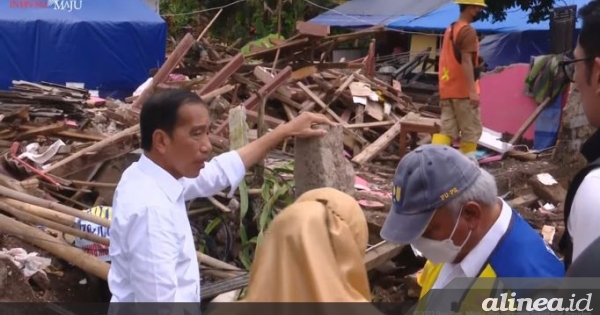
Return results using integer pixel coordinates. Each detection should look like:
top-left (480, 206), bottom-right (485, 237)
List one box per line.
top-left (0, 235), bottom-right (109, 303)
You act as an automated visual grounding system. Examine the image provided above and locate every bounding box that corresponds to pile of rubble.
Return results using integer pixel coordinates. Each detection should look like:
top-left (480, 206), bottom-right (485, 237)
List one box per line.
top-left (0, 21), bottom-right (581, 303)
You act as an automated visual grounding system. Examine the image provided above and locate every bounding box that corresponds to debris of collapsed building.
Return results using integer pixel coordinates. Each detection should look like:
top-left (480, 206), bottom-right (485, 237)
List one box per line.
top-left (0, 22), bottom-right (584, 303)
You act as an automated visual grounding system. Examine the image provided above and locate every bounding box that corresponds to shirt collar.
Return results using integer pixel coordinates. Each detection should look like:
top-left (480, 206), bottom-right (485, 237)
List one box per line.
top-left (580, 129), bottom-right (600, 163)
top-left (457, 198), bottom-right (512, 277)
top-left (137, 153), bottom-right (184, 203)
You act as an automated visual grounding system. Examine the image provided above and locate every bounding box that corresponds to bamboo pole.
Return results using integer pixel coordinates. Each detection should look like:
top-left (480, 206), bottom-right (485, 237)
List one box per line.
top-left (0, 186), bottom-right (110, 228)
top-left (0, 213), bottom-right (109, 280)
top-left (2, 198), bottom-right (75, 226)
top-left (0, 201), bottom-right (109, 246)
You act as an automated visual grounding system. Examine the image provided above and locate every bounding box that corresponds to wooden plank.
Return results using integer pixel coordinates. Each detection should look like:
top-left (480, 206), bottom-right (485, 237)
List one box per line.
top-left (51, 133), bottom-right (139, 178)
top-left (131, 33), bottom-right (196, 111)
top-left (291, 65), bottom-right (318, 81)
top-left (244, 109), bottom-right (285, 127)
top-left (508, 97), bottom-right (552, 146)
top-left (296, 21), bottom-right (330, 37)
top-left (212, 67), bottom-right (293, 135)
top-left (352, 121), bottom-right (402, 165)
top-left (253, 66), bottom-right (293, 100)
top-left (197, 53), bottom-right (244, 96)
top-left (45, 125), bottom-right (140, 175)
top-left (14, 122), bottom-right (66, 140)
top-left (364, 241), bottom-right (404, 271)
top-left (346, 121), bottom-right (395, 129)
top-left (296, 82), bottom-right (345, 124)
top-left (502, 97), bottom-right (552, 159)
top-left (200, 84), bottom-right (235, 102)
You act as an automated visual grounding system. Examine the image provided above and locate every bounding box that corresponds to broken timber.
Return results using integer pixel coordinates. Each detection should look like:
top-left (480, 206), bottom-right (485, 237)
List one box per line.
top-left (212, 66), bottom-right (293, 136)
top-left (352, 121), bottom-right (402, 165)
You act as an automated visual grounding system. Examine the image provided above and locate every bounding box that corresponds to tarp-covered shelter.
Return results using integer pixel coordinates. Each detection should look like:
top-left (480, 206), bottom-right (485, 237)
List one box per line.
top-left (310, 0), bottom-right (584, 68)
top-left (309, 0), bottom-right (453, 28)
top-left (387, 1), bottom-right (584, 68)
top-left (0, 0), bottom-right (167, 98)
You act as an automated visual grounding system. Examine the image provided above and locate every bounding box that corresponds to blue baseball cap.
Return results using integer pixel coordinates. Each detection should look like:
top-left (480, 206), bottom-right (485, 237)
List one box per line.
top-left (380, 144), bottom-right (482, 244)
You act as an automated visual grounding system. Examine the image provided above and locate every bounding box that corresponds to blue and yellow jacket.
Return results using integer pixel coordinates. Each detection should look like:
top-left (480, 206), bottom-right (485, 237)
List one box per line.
top-left (415, 210), bottom-right (565, 311)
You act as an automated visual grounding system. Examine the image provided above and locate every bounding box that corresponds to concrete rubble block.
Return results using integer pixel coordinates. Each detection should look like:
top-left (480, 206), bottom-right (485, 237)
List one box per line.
top-left (293, 124), bottom-right (355, 198)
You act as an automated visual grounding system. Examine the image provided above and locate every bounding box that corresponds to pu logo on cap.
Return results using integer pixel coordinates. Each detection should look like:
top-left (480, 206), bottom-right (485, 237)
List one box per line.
top-left (393, 186), bottom-right (402, 203)
top-left (440, 187), bottom-right (459, 201)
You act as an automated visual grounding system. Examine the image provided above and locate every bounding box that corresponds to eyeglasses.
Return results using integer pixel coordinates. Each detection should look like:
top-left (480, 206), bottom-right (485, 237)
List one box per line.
top-left (560, 56), bottom-right (595, 83)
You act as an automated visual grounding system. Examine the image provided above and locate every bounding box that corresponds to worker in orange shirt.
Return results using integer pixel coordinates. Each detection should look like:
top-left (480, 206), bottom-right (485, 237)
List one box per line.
top-left (432, 0), bottom-right (486, 163)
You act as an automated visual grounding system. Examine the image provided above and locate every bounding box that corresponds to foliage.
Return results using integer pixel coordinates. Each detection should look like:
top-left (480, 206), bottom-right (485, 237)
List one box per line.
top-left (160, 0), bottom-right (338, 43)
top-left (160, 0), bottom-right (567, 43)
top-left (479, 0), bottom-right (563, 23)
top-left (199, 161), bottom-right (294, 271)
top-left (255, 162), bottom-right (295, 245)
top-left (159, 0), bottom-right (202, 39)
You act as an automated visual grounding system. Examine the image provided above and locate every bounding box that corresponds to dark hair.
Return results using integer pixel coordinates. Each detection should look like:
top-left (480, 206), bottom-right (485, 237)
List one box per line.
top-left (578, 0), bottom-right (600, 74)
top-left (139, 89), bottom-right (203, 151)
top-left (459, 4), bottom-right (468, 12)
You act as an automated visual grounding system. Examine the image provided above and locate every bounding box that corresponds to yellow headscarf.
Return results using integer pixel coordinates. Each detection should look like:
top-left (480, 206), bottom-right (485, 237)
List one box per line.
top-left (241, 187), bottom-right (371, 302)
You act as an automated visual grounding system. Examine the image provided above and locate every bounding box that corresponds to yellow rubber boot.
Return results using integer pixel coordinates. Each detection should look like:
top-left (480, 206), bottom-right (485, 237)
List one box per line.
top-left (431, 133), bottom-right (452, 146)
top-left (459, 142), bottom-right (478, 155)
top-left (460, 141), bottom-right (479, 165)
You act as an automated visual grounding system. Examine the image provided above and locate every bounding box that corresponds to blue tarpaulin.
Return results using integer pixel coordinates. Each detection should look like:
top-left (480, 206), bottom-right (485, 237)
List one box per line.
top-left (387, 2), bottom-right (584, 33)
top-left (0, 0), bottom-right (167, 99)
top-left (309, 0), bottom-right (452, 28)
top-left (311, 0), bottom-right (585, 68)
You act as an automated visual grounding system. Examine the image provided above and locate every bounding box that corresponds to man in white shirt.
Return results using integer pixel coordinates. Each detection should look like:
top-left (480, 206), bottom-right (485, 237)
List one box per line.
top-left (558, 0), bottom-right (600, 270)
top-left (107, 89), bottom-right (335, 303)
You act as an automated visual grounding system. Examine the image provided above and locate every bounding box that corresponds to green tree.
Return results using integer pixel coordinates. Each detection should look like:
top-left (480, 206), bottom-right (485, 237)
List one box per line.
top-left (483, 0), bottom-right (558, 23)
top-left (159, 0), bottom-right (569, 44)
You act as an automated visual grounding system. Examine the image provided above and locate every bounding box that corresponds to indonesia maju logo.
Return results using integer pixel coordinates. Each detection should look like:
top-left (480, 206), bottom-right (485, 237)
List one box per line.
top-left (48, 0), bottom-right (82, 12)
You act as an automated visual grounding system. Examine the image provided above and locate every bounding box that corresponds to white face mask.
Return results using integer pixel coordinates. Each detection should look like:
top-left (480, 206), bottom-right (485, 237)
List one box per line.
top-left (411, 207), bottom-right (472, 264)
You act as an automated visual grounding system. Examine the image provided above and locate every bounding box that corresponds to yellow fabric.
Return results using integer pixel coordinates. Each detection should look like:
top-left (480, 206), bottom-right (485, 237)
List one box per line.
top-left (241, 187), bottom-right (371, 302)
top-left (416, 260), bottom-right (498, 312)
top-left (459, 141), bottom-right (478, 155)
top-left (431, 133), bottom-right (453, 145)
top-left (454, 0), bottom-right (487, 7)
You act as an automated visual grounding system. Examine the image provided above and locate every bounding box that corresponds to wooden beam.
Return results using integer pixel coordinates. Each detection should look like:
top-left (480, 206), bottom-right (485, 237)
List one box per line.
top-left (212, 66), bottom-right (293, 136)
top-left (197, 53), bottom-right (244, 96)
top-left (352, 121), bottom-right (402, 165)
top-left (131, 33), bottom-right (196, 111)
top-left (51, 133), bottom-right (139, 178)
top-left (346, 121), bottom-right (395, 129)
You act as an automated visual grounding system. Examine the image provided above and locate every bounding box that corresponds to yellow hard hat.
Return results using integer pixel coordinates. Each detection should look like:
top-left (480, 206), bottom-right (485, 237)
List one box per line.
top-left (455, 0), bottom-right (487, 7)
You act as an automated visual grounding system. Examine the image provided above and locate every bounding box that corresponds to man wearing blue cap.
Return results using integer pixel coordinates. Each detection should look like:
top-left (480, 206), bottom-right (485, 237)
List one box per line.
top-left (380, 144), bottom-right (564, 303)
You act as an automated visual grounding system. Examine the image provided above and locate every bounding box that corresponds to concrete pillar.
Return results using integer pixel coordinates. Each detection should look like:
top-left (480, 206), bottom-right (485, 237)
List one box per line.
top-left (293, 125), bottom-right (355, 198)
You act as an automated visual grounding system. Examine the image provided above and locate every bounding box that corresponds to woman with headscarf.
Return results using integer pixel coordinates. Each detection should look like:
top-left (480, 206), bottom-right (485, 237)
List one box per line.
top-left (205, 188), bottom-right (387, 315)
top-left (241, 187), bottom-right (372, 302)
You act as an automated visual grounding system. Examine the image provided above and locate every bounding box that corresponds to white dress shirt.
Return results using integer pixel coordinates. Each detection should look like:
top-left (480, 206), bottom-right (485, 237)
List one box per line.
top-left (107, 151), bottom-right (246, 302)
top-left (567, 168), bottom-right (600, 262)
top-left (428, 198), bottom-right (512, 311)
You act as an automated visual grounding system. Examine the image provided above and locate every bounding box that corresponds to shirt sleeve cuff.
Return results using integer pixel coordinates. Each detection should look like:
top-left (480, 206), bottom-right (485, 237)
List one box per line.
top-left (215, 150), bottom-right (246, 198)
